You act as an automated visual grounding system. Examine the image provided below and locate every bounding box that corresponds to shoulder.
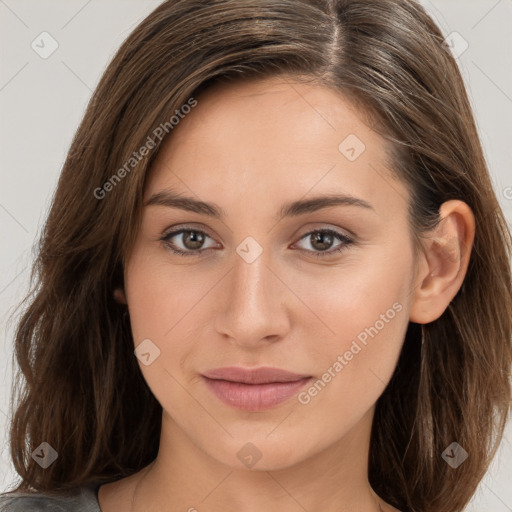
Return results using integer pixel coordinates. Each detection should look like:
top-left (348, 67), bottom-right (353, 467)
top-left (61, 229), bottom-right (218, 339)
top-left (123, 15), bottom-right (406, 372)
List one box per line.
top-left (0, 484), bottom-right (101, 512)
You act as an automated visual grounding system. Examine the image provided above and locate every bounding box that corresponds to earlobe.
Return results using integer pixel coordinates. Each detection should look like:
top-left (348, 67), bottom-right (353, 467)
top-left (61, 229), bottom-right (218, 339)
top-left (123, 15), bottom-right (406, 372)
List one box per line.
top-left (409, 200), bottom-right (475, 324)
top-left (113, 287), bottom-right (127, 305)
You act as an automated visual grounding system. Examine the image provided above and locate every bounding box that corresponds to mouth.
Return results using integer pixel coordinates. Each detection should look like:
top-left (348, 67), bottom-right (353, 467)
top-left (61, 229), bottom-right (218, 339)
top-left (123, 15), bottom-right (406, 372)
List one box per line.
top-left (201, 366), bottom-right (312, 411)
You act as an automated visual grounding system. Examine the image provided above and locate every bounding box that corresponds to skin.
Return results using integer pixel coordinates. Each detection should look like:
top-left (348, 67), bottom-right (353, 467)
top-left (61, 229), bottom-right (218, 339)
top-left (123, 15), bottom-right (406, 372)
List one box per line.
top-left (98, 75), bottom-right (475, 512)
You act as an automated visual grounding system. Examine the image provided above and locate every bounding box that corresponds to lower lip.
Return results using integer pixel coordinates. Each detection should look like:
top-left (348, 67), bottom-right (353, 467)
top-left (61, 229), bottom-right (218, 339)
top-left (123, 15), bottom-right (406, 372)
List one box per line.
top-left (202, 376), bottom-right (312, 411)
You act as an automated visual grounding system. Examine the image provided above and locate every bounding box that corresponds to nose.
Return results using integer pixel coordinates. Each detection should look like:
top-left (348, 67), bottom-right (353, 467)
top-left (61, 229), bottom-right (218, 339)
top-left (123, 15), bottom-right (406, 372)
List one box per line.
top-left (214, 245), bottom-right (291, 348)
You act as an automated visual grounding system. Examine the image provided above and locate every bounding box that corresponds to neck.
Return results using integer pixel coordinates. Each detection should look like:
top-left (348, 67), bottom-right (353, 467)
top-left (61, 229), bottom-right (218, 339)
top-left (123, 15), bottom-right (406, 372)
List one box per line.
top-left (129, 408), bottom-right (389, 512)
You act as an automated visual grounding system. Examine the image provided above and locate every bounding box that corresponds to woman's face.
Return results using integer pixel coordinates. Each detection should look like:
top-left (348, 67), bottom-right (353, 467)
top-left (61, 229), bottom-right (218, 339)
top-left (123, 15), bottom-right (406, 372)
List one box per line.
top-left (124, 75), bottom-right (418, 471)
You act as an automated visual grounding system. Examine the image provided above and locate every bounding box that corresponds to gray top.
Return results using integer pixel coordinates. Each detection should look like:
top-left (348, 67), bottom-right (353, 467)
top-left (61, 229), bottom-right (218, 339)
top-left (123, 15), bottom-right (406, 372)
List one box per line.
top-left (0, 482), bottom-right (102, 511)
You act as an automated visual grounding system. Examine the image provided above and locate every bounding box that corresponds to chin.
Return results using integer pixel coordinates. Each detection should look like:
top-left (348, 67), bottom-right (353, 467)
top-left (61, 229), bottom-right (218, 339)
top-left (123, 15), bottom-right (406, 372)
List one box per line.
top-left (204, 435), bottom-right (314, 472)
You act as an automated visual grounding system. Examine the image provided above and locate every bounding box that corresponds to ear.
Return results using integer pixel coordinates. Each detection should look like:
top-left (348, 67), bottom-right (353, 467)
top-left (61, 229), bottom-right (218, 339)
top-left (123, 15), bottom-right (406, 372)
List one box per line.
top-left (409, 200), bottom-right (475, 324)
top-left (113, 287), bottom-right (127, 305)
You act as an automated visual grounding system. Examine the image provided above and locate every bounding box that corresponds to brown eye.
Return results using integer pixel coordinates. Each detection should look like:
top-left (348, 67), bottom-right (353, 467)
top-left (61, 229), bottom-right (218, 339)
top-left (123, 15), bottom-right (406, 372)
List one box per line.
top-left (309, 231), bottom-right (335, 251)
top-left (294, 229), bottom-right (354, 258)
top-left (161, 228), bottom-right (216, 256)
top-left (180, 230), bottom-right (206, 250)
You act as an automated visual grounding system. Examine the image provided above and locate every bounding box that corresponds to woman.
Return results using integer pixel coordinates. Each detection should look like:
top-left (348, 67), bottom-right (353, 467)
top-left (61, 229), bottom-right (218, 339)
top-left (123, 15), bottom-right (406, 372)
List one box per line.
top-left (1, 0), bottom-right (511, 511)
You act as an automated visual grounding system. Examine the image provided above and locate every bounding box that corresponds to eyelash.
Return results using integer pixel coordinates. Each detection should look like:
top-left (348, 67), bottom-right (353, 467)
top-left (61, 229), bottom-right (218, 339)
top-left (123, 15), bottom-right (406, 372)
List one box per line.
top-left (160, 226), bottom-right (355, 258)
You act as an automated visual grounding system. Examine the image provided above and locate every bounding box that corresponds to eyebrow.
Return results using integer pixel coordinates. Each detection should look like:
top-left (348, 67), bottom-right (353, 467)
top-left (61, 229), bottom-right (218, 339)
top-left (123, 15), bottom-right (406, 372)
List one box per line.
top-left (144, 189), bottom-right (375, 219)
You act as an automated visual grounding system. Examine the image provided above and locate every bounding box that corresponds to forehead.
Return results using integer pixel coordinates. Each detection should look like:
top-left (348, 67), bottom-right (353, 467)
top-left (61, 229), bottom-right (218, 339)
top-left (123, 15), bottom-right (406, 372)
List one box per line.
top-left (145, 76), bottom-right (408, 220)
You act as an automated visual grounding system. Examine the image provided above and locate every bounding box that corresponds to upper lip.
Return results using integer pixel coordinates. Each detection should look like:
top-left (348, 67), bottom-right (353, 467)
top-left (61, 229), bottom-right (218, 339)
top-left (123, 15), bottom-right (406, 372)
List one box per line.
top-left (202, 366), bottom-right (311, 384)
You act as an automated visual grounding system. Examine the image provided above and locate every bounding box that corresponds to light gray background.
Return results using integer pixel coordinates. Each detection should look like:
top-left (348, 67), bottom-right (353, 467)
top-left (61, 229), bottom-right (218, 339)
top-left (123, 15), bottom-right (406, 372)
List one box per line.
top-left (1, 0), bottom-right (511, 510)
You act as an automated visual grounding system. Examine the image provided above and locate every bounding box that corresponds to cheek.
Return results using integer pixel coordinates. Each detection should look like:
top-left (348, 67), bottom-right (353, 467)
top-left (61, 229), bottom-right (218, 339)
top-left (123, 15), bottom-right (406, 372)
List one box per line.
top-left (125, 246), bottom-right (204, 340)
top-left (296, 258), bottom-right (411, 429)
top-left (126, 235), bottom-right (413, 354)
top-left (124, 248), bottom-right (210, 410)
top-left (124, 248), bottom-right (226, 384)
top-left (123, 234), bottom-right (413, 459)
top-left (126, 228), bottom-right (413, 347)
top-left (291, 244), bottom-right (412, 396)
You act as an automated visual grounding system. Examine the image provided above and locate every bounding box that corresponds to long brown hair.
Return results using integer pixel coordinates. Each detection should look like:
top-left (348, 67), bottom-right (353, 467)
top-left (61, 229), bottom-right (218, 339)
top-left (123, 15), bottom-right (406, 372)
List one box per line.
top-left (2, 1), bottom-right (511, 511)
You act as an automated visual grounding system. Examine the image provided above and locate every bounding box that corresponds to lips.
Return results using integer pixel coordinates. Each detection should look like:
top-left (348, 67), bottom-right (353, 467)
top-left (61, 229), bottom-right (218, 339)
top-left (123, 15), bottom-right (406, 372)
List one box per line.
top-left (202, 366), bottom-right (310, 384)
top-left (201, 366), bottom-right (312, 411)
